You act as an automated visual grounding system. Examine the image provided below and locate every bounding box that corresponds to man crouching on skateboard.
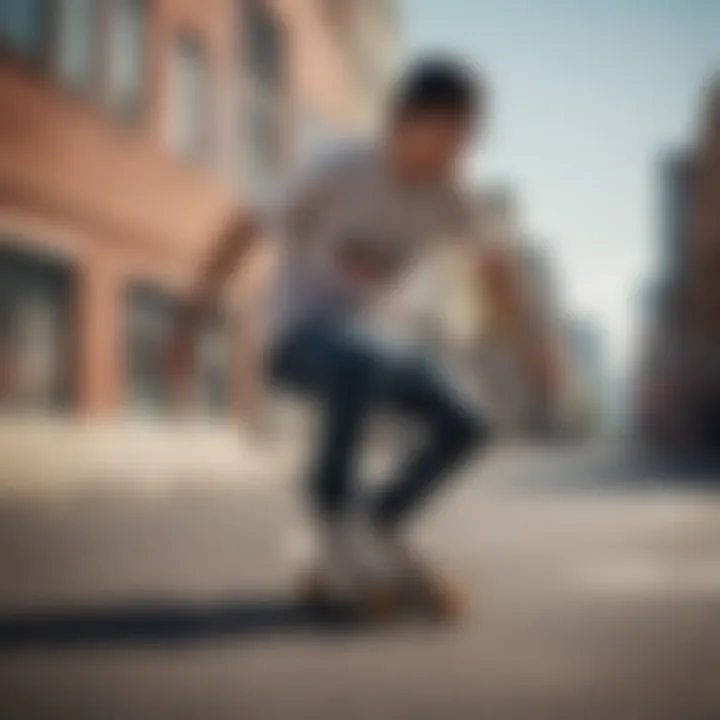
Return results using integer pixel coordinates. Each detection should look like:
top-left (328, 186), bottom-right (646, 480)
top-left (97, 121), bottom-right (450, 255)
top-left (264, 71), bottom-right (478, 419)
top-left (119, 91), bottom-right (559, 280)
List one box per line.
top-left (167, 57), bottom-right (514, 621)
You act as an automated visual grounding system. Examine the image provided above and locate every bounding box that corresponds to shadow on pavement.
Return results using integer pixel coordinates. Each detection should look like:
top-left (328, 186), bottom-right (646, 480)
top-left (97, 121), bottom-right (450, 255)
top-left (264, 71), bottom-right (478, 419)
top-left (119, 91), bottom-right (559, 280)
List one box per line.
top-left (0, 598), bottom-right (370, 649)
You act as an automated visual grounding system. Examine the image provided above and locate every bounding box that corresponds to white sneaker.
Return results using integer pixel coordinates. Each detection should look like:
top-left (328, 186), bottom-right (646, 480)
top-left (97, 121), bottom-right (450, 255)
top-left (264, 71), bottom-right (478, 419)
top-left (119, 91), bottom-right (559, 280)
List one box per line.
top-left (370, 530), bottom-right (466, 621)
top-left (288, 517), bottom-right (379, 602)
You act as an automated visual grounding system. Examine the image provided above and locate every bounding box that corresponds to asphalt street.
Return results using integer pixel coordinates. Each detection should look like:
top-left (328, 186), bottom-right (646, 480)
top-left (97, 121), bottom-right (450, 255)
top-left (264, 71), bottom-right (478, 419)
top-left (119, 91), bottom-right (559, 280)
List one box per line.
top-left (0, 442), bottom-right (718, 719)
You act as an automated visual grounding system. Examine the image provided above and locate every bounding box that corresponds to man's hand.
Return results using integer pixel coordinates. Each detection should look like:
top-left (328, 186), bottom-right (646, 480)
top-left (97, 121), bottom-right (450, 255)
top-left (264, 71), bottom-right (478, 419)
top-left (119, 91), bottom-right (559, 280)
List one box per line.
top-left (163, 303), bottom-right (201, 412)
top-left (162, 209), bottom-right (261, 413)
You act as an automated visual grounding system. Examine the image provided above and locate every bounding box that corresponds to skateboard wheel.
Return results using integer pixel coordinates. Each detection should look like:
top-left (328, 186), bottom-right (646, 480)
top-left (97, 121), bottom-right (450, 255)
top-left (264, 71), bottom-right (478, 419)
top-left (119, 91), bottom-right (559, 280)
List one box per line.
top-left (297, 568), bottom-right (333, 606)
top-left (418, 577), bottom-right (466, 623)
top-left (358, 585), bottom-right (406, 623)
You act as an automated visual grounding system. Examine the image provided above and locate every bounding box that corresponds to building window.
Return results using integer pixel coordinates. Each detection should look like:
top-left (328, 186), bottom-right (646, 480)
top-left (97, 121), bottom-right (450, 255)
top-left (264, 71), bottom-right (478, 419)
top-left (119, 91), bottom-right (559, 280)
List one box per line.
top-left (106, 0), bottom-right (146, 119)
top-left (241, 1), bottom-right (284, 193)
top-left (0, 0), bottom-right (47, 58)
top-left (56, 0), bottom-right (96, 89)
top-left (0, 244), bottom-right (74, 412)
top-left (1, 1), bottom-right (149, 120)
top-left (169, 35), bottom-right (211, 161)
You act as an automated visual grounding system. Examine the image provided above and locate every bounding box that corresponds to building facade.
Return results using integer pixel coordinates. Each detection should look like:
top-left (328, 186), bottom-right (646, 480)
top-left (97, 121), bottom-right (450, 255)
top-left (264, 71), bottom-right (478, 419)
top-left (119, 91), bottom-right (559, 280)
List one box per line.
top-left (638, 77), bottom-right (720, 451)
top-left (0, 0), bottom-right (394, 418)
top-left (660, 151), bottom-right (691, 283)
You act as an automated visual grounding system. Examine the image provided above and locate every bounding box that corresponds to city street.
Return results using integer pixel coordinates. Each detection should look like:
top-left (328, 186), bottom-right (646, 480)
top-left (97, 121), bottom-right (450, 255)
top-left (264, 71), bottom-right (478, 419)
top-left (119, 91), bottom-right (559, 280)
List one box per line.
top-left (1, 0), bottom-right (718, 717)
top-left (0, 442), bottom-right (719, 719)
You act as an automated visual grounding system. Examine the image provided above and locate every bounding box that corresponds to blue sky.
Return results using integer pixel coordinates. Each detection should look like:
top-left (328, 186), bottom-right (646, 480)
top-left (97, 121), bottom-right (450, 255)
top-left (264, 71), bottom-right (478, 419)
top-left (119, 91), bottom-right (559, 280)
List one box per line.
top-left (401, 0), bottom-right (720, 372)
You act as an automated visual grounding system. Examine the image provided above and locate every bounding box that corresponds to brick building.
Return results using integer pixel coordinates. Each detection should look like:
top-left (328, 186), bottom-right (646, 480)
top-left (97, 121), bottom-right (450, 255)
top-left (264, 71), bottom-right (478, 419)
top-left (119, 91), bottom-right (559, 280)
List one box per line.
top-left (0, 0), bottom-right (399, 418)
top-left (637, 76), bottom-right (720, 450)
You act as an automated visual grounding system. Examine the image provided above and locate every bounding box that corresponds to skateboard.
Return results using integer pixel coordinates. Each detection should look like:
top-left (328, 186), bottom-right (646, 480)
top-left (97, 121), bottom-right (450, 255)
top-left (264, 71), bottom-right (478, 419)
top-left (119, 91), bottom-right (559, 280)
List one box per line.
top-left (296, 566), bottom-right (466, 625)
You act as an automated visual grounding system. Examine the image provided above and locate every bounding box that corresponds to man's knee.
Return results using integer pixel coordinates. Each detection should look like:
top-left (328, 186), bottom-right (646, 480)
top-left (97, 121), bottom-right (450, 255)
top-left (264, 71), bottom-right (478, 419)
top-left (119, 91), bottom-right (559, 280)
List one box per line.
top-left (402, 360), bottom-right (494, 451)
top-left (330, 337), bottom-right (378, 386)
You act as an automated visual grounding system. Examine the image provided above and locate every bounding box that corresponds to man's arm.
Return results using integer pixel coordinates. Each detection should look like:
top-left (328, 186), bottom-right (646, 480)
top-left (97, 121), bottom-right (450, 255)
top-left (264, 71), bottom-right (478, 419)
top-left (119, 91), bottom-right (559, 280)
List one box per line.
top-left (167, 146), bottom-right (346, 397)
top-left (184, 210), bottom-right (262, 328)
top-left (165, 210), bottom-right (263, 390)
top-left (448, 185), bottom-right (561, 398)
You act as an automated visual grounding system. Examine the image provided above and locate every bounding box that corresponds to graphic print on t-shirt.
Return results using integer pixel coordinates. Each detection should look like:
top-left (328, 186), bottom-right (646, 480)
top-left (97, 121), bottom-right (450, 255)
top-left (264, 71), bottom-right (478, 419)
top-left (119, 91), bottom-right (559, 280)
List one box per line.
top-left (331, 234), bottom-right (409, 291)
top-left (265, 141), bottom-right (475, 340)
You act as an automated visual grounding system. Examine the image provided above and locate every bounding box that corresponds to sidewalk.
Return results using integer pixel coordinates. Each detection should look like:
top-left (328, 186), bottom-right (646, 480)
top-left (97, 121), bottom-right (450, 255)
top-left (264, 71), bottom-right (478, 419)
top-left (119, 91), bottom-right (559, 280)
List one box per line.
top-left (0, 418), bottom-right (303, 499)
top-left (0, 414), bottom-right (533, 501)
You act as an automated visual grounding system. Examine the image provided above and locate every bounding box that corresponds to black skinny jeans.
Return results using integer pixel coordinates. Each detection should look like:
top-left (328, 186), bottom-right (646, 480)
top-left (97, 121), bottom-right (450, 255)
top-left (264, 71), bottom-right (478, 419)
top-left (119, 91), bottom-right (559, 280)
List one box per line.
top-left (270, 320), bottom-right (492, 529)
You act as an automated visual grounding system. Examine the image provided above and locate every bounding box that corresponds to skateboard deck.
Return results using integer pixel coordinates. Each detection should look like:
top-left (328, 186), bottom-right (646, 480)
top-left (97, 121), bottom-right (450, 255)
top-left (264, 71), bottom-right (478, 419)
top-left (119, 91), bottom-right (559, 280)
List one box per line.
top-left (295, 567), bottom-right (466, 625)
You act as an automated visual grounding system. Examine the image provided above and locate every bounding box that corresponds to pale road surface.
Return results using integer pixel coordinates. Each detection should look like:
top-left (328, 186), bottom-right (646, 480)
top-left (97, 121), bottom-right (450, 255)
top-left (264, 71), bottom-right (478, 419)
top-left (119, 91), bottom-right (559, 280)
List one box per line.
top-left (0, 442), bottom-right (719, 719)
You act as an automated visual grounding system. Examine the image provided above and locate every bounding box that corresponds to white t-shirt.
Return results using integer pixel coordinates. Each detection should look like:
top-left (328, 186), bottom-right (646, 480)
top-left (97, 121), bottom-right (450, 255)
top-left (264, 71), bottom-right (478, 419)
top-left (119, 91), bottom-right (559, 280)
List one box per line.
top-left (261, 142), bottom-right (476, 342)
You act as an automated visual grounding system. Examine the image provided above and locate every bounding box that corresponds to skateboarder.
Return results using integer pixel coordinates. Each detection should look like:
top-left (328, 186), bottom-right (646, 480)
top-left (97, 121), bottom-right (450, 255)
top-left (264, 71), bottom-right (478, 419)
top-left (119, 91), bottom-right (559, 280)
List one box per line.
top-left (167, 57), bottom-right (507, 619)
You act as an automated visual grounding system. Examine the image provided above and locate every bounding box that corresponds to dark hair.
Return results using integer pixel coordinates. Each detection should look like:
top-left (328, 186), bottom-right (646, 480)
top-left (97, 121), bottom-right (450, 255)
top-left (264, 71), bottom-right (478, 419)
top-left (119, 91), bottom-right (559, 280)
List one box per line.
top-left (394, 57), bottom-right (482, 121)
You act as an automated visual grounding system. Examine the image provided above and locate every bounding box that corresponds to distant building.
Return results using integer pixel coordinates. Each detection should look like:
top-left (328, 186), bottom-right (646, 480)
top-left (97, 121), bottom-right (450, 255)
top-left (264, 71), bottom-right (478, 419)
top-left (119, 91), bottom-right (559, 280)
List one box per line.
top-left (565, 319), bottom-right (604, 382)
top-left (638, 75), bottom-right (720, 450)
top-left (515, 241), bottom-right (561, 331)
top-left (660, 151), bottom-right (691, 286)
top-left (563, 316), bottom-right (607, 430)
